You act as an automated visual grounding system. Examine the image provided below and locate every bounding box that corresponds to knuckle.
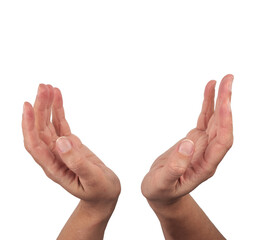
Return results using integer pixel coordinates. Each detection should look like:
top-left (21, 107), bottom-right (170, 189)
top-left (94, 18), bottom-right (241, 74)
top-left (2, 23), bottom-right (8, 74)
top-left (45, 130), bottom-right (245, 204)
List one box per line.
top-left (68, 156), bottom-right (83, 172)
top-left (224, 134), bottom-right (234, 149)
top-left (141, 186), bottom-right (152, 200)
top-left (227, 136), bottom-right (234, 149)
top-left (44, 169), bottom-right (54, 180)
top-left (208, 169), bottom-right (216, 178)
top-left (168, 164), bottom-right (185, 178)
top-left (219, 135), bottom-right (234, 150)
top-left (24, 141), bottom-right (32, 154)
top-left (204, 164), bottom-right (216, 178)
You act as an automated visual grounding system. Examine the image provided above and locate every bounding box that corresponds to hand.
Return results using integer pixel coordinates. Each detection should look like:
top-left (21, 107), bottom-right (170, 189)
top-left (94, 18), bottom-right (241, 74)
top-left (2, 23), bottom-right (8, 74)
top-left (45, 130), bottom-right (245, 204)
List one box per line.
top-left (141, 74), bottom-right (234, 206)
top-left (22, 84), bottom-right (121, 216)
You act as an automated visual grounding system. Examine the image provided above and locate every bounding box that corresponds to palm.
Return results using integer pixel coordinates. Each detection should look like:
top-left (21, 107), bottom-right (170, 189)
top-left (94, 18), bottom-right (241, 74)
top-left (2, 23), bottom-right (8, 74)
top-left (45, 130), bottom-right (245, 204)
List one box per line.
top-left (181, 117), bottom-right (217, 187)
top-left (22, 84), bottom-right (119, 201)
top-left (24, 85), bottom-right (80, 185)
top-left (142, 75), bottom-right (234, 200)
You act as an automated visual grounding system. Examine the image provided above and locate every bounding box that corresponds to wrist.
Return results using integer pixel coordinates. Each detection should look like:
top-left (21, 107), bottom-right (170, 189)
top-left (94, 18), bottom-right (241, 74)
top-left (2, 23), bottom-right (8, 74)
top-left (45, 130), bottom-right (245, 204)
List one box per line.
top-left (57, 199), bottom-right (118, 240)
top-left (147, 194), bottom-right (191, 221)
top-left (147, 194), bottom-right (225, 240)
top-left (78, 198), bottom-right (118, 224)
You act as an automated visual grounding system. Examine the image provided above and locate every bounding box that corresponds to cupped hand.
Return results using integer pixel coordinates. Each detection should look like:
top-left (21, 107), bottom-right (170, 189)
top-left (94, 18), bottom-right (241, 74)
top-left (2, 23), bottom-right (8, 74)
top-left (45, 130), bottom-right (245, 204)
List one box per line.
top-left (141, 74), bottom-right (234, 205)
top-left (22, 84), bottom-right (121, 208)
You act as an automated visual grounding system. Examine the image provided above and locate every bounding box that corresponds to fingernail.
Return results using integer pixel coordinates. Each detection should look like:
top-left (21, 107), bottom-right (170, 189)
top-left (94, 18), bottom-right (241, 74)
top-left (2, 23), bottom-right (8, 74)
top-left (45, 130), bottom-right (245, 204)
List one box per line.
top-left (23, 102), bottom-right (26, 112)
top-left (178, 139), bottom-right (194, 156)
top-left (228, 78), bottom-right (234, 92)
top-left (56, 137), bottom-right (72, 153)
top-left (227, 98), bottom-right (232, 112)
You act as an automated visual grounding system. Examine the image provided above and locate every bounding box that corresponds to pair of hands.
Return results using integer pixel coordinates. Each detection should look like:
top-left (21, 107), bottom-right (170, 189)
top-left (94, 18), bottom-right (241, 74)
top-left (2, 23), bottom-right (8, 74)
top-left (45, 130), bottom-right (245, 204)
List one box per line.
top-left (22, 74), bottom-right (233, 220)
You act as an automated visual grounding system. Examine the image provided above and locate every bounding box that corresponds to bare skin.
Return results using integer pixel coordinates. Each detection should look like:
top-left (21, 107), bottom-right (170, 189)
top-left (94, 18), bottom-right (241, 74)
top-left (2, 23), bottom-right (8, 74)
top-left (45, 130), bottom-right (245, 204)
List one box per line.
top-left (141, 74), bottom-right (234, 240)
top-left (22, 85), bottom-right (121, 240)
top-left (22, 74), bottom-right (233, 239)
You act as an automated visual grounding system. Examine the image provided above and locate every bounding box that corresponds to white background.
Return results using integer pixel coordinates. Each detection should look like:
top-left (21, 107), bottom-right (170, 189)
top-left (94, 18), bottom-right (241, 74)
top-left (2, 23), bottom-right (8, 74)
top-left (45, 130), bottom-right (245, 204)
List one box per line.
top-left (0, 1), bottom-right (269, 239)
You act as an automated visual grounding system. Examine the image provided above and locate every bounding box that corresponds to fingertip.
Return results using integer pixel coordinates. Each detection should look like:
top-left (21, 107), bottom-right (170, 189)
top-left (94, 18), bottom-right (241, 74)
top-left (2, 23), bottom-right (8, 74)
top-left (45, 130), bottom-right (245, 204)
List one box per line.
top-left (38, 83), bottom-right (47, 91)
top-left (23, 102), bottom-right (33, 114)
top-left (221, 74), bottom-right (234, 83)
top-left (53, 87), bottom-right (63, 106)
top-left (23, 101), bottom-right (28, 112)
top-left (205, 80), bottom-right (214, 89)
top-left (221, 74), bottom-right (234, 89)
top-left (204, 80), bottom-right (217, 99)
top-left (47, 84), bottom-right (54, 94)
top-left (226, 73), bottom-right (234, 80)
top-left (22, 102), bottom-right (35, 129)
top-left (54, 87), bottom-right (61, 96)
top-left (37, 83), bottom-right (49, 99)
top-left (210, 80), bottom-right (217, 92)
top-left (209, 79), bottom-right (217, 85)
top-left (38, 83), bottom-right (46, 88)
top-left (217, 74), bottom-right (234, 98)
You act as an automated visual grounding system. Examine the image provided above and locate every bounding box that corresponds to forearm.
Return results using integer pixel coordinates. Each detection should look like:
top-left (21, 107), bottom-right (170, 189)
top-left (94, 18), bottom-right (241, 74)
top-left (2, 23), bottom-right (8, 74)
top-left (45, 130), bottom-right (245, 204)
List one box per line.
top-left (149, 194), bottom-right (225, 240)
top-left (57, 200), bottom-right (117, 240)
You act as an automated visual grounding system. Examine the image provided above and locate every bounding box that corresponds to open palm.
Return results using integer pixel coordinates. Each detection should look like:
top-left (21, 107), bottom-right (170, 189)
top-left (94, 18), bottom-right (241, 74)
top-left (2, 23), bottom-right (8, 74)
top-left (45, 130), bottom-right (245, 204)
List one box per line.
top-left (141, 74), bottom-right (234, 202)
top-left (22, 84), bottom-right (120, 202)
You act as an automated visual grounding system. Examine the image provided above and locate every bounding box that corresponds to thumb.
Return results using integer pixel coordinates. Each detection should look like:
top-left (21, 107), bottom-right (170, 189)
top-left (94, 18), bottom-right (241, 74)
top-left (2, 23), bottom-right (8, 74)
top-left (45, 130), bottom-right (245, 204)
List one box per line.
top-left (56, 136), bottom-right (92, 178)
top-left (161, 139), bottom-right (195, 185)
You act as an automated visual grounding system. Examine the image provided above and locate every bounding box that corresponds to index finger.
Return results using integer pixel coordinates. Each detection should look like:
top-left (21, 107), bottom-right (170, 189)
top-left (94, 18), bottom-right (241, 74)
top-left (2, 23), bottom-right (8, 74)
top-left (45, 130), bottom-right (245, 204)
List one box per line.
top-left (204, 74), bottom-right (234, 168)
top-left (22, 102), bottom-right (60, 181)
